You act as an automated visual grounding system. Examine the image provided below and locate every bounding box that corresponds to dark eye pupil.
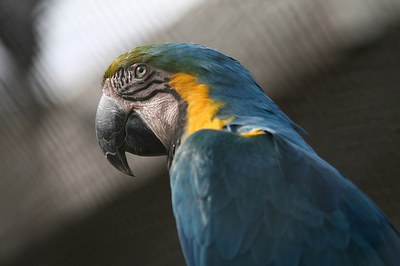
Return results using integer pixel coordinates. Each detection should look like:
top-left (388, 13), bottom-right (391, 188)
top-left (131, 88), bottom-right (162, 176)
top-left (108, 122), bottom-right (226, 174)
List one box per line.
top-left (136, 65), bottom-right (147, 77)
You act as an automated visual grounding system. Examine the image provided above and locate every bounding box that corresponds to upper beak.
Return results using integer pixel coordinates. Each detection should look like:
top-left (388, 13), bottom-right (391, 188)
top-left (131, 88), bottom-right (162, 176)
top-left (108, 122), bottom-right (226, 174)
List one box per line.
top-left (95, 95), bottom-right (167, 176)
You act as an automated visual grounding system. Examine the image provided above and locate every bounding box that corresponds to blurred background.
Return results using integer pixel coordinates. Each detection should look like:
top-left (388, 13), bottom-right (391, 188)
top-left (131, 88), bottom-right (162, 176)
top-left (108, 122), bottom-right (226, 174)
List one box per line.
top-left (1, 0), bottom-right (400, 265)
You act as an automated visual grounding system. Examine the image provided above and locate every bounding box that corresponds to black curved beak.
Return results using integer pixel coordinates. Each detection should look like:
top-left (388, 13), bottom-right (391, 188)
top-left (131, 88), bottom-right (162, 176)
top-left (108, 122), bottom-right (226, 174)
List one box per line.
top-left (95, 95), bottom-right (167, 176)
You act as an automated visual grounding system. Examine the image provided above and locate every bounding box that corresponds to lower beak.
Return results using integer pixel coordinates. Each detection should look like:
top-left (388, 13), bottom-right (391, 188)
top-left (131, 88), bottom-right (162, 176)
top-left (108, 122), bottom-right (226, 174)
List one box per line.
top-left (95, 95), bottom-right (167, 176)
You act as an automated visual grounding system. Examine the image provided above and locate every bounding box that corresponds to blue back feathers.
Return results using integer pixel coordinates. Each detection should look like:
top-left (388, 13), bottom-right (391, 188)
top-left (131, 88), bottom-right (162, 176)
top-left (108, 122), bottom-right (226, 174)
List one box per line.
top-left (171, 129), bottom-right (400, 266)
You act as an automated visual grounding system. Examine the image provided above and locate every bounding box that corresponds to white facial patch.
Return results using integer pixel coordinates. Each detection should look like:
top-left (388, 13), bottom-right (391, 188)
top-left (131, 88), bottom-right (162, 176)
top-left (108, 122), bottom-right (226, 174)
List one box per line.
top-left (135, 93), bottom-right (179, 149)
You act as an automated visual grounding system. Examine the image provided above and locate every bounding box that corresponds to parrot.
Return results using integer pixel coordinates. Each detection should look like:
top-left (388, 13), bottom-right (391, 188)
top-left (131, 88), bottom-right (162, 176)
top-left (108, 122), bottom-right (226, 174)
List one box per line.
top-left (95, 43), bottom-right (400, 266)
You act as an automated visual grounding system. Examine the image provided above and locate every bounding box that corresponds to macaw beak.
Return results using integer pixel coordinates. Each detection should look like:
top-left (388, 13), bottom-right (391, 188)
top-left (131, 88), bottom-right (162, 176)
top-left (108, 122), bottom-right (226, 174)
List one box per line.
top-left (95, 95), bottom-right (167, 176)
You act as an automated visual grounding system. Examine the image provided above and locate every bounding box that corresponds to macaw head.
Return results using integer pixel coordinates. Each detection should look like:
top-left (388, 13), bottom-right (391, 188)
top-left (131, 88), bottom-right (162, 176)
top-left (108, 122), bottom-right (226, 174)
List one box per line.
top-left (96, 43), bottom-right (264, 176)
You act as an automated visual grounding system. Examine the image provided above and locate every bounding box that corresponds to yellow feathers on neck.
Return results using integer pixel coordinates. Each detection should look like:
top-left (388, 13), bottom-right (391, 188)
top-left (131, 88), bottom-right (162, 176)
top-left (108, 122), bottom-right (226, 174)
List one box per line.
top-left (169, 73), bottom-right (232, 138)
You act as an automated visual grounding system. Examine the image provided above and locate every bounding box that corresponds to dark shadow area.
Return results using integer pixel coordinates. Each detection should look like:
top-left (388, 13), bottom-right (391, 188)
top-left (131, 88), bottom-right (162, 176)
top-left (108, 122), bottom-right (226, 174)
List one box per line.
top-left (5, 174), bottom-right (185, 266)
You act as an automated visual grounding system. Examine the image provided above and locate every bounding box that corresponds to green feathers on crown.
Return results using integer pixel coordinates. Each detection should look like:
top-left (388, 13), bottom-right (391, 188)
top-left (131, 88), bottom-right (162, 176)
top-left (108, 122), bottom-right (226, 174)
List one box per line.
top-left (103, 45), bottom-right (153, 82)
top-left (102, 43), bottom-right (228, 82)
top-left (102, 43), bottom-right (254, 87)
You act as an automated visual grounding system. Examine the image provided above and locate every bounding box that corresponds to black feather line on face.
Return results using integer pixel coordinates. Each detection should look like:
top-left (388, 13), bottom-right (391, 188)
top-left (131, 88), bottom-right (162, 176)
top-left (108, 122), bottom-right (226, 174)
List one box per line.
top-left (111, 68), bottom-right (131, 91)
top-left (121, 88), bottom-right (173, 102)
top-left (122, 78), bottom-right (164, 96)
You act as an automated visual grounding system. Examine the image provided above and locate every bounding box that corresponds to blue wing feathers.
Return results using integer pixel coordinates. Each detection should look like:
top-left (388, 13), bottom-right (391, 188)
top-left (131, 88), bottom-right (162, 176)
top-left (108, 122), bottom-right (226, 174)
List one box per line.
top-left (170, 129), bottom-right (400, 266)
top-left (208, 179), bottom-right (232, 213)
top-left (324, 218), bottom-right (351, 250)
top-left (263, 202), bottom-right (292, 238)
top-left (213, 200), bottom-right (245, 259)
top-left (303, 223), bottom-right (328, 251)
top-left (275, 234), bottom-right (302, 266)
top-left (251, 222), bottom-right (279, 264)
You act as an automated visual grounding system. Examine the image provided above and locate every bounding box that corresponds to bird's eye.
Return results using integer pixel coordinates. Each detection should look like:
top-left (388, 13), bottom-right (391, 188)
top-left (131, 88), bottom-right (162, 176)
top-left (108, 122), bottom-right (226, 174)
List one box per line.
top-left (135, 64), bottom-right (148, 78)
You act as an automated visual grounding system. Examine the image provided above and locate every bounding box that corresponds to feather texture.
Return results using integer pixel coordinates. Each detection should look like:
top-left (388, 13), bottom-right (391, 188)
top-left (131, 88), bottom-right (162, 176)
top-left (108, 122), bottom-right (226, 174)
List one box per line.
top-left (170, 129), bottom-right (400, 266)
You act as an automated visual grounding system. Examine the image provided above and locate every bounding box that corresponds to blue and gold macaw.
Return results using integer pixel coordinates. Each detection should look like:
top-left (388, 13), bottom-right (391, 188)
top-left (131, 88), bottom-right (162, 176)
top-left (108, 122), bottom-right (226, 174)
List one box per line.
top-left (95, 43), bottom-right (400, 266)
